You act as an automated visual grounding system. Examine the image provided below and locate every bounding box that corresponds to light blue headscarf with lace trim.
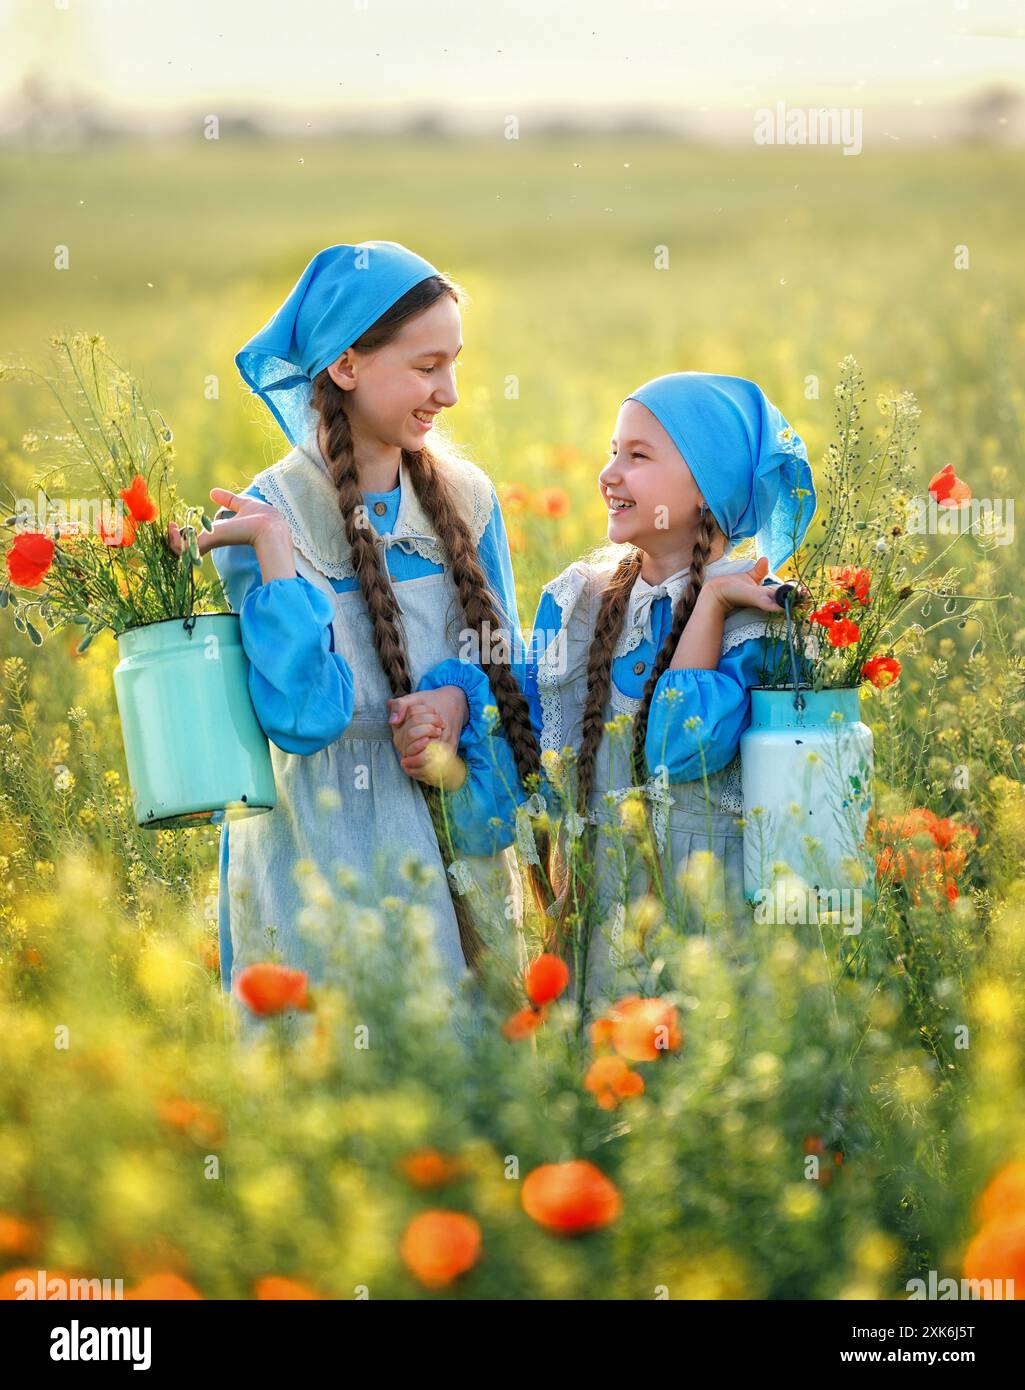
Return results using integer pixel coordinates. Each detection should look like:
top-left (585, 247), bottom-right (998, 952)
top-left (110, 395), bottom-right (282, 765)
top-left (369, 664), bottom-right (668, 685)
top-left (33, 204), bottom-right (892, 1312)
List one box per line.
top-left (235, 240), bottom-right (441, 448)
top-left (623, 372), bottom-right (817, 571)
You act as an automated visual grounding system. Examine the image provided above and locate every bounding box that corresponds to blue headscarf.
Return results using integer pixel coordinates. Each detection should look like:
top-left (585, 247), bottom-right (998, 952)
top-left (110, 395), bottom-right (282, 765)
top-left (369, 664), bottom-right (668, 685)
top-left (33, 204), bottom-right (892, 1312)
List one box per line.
top-left (623, 372), bottom-right (817, 571)
top-left (235, 240), bottom-right (441, 448)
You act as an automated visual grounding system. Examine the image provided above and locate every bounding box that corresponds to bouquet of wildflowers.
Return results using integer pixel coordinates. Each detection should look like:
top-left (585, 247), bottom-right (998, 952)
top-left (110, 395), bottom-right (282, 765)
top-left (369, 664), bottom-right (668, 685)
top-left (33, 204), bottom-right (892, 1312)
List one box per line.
top-left (1, 333), bottom-right (220, 651)
top-left (758, 356), bottom-right (991, 693)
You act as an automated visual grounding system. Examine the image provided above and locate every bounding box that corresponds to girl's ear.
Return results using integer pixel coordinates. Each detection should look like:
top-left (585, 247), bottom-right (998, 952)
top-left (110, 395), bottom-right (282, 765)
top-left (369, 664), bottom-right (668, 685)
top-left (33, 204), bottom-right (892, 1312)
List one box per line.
top-left (325, 351), bottom-right (358, 392)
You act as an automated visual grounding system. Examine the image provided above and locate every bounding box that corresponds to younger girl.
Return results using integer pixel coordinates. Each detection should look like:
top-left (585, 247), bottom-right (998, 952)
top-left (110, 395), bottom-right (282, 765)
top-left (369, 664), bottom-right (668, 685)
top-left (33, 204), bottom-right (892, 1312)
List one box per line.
top-left (410, 372), bottom-right (816, 1011)
top-left (170, 241), bottom-right (543, 1035)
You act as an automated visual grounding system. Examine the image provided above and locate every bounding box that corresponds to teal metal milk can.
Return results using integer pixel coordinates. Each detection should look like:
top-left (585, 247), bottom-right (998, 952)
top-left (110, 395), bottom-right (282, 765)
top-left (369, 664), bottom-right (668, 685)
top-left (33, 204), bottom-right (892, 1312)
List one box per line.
top-left (740, 587), bottom-right (875, 914)
top-left (112, 613), bottom-right (277, 829)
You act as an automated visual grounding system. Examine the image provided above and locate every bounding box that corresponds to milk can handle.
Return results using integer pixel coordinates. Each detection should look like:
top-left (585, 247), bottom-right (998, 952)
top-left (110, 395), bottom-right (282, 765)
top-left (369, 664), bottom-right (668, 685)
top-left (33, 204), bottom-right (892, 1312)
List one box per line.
top-left (771, 582), bottom-right (806, 714)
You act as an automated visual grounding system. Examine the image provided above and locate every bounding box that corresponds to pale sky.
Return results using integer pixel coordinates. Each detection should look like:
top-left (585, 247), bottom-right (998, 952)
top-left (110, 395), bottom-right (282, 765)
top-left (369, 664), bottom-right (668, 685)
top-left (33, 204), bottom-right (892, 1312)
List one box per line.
top-left (4, 0), bottom-right (1025, 116)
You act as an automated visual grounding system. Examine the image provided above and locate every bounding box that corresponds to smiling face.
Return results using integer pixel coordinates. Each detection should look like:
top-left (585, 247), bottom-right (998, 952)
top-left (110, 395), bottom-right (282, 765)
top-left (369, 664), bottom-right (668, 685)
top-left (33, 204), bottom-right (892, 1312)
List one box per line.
top-left (599, 399), bottom-right (726, 569)
top-left (325, 294), bottom-right (462, 454)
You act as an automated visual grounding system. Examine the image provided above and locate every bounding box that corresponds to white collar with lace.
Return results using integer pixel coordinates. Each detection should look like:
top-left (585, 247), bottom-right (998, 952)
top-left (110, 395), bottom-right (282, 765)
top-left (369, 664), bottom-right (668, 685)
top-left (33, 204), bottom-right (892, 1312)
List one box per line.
top-left (535, 549), bottom-right (784, 760)
top-left (249, 426), bottom-right (496, 582)
top-left (614, 549), bottom-right (759, 659)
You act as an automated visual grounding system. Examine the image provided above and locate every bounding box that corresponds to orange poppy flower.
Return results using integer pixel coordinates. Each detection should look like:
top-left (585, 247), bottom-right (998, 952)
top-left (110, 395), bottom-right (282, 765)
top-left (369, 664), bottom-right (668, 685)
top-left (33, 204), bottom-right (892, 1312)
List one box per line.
top-left (809, 598), bottom-right (861, 647)
top-left (521, 1160), bottom-right (622, 1235)
top-left (929, 464), bottom-right (972, 508)
top-left (234, 962), bottom-right (309, 1016)
top-left (5, 531), bottom-right (55, 588)
top-left (124, 1272), bottom-right (203, 1299)
top-left (810, 597), bottom-right (850, 623)
top-left (962, 1211), bottom-right (1025, 1296)
top-left (862, 654), bottom-right (901, 688)
top-left (157, 1096), bottom-right (223, 1144)
top-left (826, 565), bottom-right (872, 605)
top-left (399, 1210), bottom-right (482, 1288)
top-left (524, 953), bottom-right (570, 1006)
top-left (590, 1016), bottom-right (616, 1049)
top-left (828, 617), bottom-right (860, 647)
top-left (603, 994), bottom-right (682, 1062)
top-left (254, 1276), bottom-right (320, 1299)
top-left (119, 475), bottom-right (158, 523)
top-left (501, 1005), bottom-right (545, 1041)
top-left (584, 1055), bottom-right (645, 1110)
top-left (98, 510), bottom-right (137, 547)
top-left (400, 1147), bottom-right (464, 1189)
top-left (534, 487), bottom-right (571, 519)
top-left (875, 845), bottom-right (907, 880)
top-left (499, 482), bottom-right (529, 514)
top-left (973, 1161), bottom-right (1025, 1227)
top-left (0, 1213), bottom-right (39, 1257)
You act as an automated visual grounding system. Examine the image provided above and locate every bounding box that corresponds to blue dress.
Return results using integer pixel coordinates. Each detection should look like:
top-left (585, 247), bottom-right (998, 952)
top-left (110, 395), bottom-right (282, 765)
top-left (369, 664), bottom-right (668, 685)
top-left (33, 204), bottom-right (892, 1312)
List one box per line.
top-left (429, 554), bottom-right (786, 1007)
top-left (211, 478), bottom-right (523, 992)
top-left (427, 576), bottom-right (784, 843)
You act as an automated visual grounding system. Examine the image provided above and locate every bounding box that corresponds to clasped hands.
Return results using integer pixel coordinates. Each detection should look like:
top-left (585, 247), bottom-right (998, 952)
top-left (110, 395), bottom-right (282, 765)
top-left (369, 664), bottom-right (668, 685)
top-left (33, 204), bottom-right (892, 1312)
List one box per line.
top-left (387, 686), bottom-right (470, 791)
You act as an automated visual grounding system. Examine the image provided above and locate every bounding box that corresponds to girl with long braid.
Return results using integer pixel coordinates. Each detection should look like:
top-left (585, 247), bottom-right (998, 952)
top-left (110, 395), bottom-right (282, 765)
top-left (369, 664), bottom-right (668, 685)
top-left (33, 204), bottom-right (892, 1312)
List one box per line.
top-left (406, 373), bottom-right (817, 1014)
top-left (167, 241), bottom-right (545, 1037)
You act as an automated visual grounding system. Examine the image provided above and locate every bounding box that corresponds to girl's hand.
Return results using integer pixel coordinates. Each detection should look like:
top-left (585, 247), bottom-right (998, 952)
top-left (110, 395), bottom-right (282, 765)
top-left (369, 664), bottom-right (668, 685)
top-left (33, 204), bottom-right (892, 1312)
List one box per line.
top-left (388, 686), bottom-right (469, 759)
top-left (389, 687), bottom-right (470, 791)
top-left (165, 488), bottom-right (290, 558)
top-left (703, 556), bottom-right (811, 616)
top-left (389, 697), bottom-right (446, 761)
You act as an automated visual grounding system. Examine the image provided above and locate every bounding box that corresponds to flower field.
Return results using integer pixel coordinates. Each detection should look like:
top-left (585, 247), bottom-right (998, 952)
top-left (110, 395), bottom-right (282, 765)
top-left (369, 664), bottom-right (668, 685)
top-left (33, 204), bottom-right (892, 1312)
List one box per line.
top-left (0, 137), bottom-right (1024, 1300)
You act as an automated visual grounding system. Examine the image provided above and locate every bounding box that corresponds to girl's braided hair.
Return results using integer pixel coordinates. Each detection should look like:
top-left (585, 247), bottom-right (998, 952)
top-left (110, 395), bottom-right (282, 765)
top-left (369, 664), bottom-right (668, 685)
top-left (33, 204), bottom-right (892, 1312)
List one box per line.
top-left (308, 273), bottom-right (553, 973)
top-left (545, 506), bottom-right (725, 957)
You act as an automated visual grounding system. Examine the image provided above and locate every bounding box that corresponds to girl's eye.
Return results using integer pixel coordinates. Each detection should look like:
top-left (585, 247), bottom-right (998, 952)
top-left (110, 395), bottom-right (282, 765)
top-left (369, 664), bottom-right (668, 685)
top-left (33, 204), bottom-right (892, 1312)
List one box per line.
top-left (418, 359), bottom-right (461, 374)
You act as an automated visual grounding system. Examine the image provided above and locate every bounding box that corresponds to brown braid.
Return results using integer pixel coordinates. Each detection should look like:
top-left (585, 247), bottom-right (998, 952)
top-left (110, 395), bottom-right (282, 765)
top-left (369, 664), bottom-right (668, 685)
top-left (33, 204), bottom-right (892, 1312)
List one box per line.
top-left (546, 508), bottom-right (723, 960)
top-left (307, 273), bottom-right (553, 976)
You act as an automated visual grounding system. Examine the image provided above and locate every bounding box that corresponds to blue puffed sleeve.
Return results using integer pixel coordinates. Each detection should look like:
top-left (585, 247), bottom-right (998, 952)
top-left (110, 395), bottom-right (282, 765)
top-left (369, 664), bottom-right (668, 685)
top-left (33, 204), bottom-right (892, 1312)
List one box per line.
top-left (210, 487), bottom-right (355, 754)
top-left (416, 658), bottom-right (524, 855)
top-left (645, 631), bottom-right (781, 782)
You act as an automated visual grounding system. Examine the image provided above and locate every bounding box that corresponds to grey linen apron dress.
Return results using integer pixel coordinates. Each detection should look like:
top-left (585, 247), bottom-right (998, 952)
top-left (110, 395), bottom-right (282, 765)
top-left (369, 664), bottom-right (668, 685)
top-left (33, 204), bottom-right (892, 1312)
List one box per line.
top-left (534, 556), bottom-right (779, 1011)
top-left (224, 434), bottom-right (523, 1042)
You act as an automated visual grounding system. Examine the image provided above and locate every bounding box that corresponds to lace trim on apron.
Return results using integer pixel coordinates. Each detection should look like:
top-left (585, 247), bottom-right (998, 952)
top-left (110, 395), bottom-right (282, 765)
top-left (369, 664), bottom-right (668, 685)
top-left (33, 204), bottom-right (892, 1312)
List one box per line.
top-left (250, 427), bottom-right (496, 583)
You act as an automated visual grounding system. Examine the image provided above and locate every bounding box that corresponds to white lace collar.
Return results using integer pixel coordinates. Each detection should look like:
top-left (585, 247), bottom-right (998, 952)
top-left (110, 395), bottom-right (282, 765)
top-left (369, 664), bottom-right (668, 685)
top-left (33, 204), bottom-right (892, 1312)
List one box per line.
top-left (250, 426), bottom-right (496, 582)
top-left (614, 549), bottom-right (753, 659)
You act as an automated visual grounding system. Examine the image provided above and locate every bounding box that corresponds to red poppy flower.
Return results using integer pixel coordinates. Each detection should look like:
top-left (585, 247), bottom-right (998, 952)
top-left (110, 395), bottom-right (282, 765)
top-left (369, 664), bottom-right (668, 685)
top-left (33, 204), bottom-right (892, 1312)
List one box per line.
top-left (501, 1005), bottom-right (545, 1041)
top-left (399, 1147), bottom-right (465, 1189)
top-left (828, 617), bottom-right (860, 647)
top-left (928, 464), bottom-right (972, 508)
top-left (862, 655), bottom-right (901, 688)
top-left (600, 994), bottom-right (682, 1062)
top-left (254, 1276), bottom-right (320, 1299)
top-left (521, 1160), bottom-right (622, 1235)
top-left (524, 953), bottom-right (570, 1006)
top-left (826, 565), bottom-right (872, 605)
top-left (98, 511), bottom-right (137, 547)
top-left (119, 475), bottom-right (158, 523)
top-left (584, 1055), bottom-right (645, 1110)
top-left (234, 962), bottom-right (309, 1016)
top-left (5, 531), bottom-right (55, 588)
top-left (400, 1211), bottom-right (482, 1288)
top-left (810, 598), bottom-right (861, 644)
top-left (962, 1211), bottom-right (1025, 1293)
